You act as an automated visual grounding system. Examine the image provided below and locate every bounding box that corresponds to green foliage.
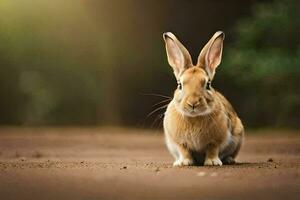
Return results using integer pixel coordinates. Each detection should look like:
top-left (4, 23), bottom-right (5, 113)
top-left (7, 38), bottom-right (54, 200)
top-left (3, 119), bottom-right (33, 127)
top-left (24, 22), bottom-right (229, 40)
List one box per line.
top-left (220, 0), bottom-right (300, 127)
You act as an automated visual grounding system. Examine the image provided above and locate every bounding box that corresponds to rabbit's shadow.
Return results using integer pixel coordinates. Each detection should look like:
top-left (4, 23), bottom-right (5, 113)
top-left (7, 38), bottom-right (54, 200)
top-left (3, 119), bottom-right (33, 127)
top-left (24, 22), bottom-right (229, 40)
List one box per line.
top-left (191, 152), bottom-right (268, 167)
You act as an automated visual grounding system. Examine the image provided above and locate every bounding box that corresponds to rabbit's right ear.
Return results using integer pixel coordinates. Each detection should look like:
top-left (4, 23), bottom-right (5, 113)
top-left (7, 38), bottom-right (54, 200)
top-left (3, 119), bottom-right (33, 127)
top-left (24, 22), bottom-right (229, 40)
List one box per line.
top-left (163, 32), bottom-right (192, 79)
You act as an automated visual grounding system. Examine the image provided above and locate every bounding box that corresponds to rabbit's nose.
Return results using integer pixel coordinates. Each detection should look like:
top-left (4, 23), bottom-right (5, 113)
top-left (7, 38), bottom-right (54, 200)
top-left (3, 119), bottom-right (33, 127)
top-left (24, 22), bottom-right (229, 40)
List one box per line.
top-left (187, 101), bottom-right (199, 110)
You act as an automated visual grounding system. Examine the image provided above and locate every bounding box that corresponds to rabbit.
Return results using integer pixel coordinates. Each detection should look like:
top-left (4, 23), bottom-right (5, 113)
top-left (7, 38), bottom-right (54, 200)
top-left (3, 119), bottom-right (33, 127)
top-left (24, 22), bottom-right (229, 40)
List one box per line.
top-left (162, 31), bottom-right (244, 166)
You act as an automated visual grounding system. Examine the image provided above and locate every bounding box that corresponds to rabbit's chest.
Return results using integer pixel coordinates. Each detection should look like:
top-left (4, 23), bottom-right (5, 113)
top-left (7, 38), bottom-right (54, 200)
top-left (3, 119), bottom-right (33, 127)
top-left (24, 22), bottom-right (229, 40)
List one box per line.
top-left (179, 131), bottom-right (206, 151)
top-left (175, 129), bottom-right (208, 151)
top-left (164, 102), bottom-right (229, 151)
top-left (175, 124), bottom-right (229, 152)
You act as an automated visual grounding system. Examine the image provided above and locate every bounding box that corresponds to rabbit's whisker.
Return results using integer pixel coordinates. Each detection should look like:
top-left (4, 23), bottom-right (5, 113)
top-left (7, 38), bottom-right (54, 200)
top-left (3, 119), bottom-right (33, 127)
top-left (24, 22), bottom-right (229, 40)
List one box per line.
top-left (152, 99), bottom-right (171, 108)
top-left (147, 104), bottom-right (168, 119)
top-left (149, 100), bottom-right (171, 128)
top-left (151, 113), bottom-right (164, 128)
top-left (140, 93), bottom-right (171, 99)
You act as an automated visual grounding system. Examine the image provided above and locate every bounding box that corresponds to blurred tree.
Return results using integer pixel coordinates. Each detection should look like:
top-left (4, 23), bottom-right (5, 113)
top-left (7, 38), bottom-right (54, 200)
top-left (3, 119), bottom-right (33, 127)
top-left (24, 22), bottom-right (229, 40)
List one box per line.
top-left (0, 1), bottom-right (105, 125)
top-left (1, 0), bottom-right (298, 129)
top-left (219, 0), bottom-right (300, 128)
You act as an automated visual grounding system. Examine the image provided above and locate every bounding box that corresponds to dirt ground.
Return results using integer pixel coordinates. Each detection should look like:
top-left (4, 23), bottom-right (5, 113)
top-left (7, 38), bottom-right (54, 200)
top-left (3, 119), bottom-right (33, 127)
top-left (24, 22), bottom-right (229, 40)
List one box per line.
top-left (0, 127), bottom-right (299, 200)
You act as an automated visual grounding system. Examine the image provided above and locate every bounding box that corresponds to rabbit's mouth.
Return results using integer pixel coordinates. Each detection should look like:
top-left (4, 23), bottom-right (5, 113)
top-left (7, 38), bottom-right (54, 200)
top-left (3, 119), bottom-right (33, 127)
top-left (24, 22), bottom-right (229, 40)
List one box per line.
top-left (182, 107), bottom-right (212, 117)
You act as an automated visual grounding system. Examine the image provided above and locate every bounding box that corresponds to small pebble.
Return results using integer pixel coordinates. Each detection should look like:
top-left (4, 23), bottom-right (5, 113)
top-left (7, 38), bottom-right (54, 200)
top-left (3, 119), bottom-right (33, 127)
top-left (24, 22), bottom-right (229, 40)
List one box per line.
top-left (211, 172), bottom-right (218, 177)
top-left (267, 158), bottom-right (274, 162)
top-left (154, 167), bottom-right (160, 172)
top-left (197, 171), bottom-right (206, 177)
top-left (20, 157), bottom-right (26, 162)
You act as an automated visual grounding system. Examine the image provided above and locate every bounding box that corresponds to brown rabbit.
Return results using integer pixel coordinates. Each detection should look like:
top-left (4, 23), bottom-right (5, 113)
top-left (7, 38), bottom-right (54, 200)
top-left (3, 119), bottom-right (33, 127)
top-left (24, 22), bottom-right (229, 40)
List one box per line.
top-left (163, 31), bottom-right (244, 166)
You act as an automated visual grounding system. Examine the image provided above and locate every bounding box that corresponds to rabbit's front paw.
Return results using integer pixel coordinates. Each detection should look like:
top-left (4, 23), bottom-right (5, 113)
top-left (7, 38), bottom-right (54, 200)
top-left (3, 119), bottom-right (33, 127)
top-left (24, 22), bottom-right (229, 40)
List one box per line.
top-left (173, 158), bottom-right (194, 167)
top-left (204, 157), bottom-right (222, 166)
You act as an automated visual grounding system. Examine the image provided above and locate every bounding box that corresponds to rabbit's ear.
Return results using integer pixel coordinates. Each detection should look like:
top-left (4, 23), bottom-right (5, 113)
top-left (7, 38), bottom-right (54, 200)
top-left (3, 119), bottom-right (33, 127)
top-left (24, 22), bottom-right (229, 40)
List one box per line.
top-left (163, 32), bottom-right (192, 79)
top-left (197, 31), bottom-right (225, 80)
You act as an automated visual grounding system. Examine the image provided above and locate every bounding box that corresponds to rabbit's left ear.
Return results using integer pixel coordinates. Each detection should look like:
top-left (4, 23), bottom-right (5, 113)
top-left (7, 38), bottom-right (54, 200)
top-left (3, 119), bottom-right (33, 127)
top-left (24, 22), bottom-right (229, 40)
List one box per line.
top-left (197, 31), bottom-right (225, 80)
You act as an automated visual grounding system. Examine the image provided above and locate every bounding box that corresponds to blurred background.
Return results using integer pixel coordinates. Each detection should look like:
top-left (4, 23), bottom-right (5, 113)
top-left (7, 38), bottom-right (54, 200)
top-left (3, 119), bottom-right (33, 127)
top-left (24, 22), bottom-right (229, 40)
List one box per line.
top-left (0, 0), bottom-right (299, 128)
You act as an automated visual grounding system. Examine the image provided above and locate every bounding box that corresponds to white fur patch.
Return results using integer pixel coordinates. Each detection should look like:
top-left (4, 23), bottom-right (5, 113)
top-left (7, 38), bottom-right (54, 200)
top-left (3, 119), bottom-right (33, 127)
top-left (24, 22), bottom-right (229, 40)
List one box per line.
top-left (220, 130), bottom-right (232, 152)
top-left (165, 134), bottom-right (179, 160)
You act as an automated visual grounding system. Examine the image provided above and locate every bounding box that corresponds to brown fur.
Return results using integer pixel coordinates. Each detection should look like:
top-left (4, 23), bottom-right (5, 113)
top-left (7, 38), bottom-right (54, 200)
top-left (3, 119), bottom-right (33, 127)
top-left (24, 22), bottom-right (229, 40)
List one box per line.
top-left (163, 32), bottom-right (244, 166)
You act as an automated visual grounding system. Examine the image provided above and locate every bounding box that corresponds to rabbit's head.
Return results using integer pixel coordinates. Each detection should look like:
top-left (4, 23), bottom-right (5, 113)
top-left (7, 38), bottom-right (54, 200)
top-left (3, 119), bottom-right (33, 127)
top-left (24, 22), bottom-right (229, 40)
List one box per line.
top-left (163, 31), bottom-right (224, 117)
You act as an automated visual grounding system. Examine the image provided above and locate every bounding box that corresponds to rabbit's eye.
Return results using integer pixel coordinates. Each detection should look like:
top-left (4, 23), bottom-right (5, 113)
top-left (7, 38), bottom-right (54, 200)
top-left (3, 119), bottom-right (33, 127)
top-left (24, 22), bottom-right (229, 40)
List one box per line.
top-left (178, 83), bottom-right (182, 90)
top-left (206, 80), bottom-right (211, 90)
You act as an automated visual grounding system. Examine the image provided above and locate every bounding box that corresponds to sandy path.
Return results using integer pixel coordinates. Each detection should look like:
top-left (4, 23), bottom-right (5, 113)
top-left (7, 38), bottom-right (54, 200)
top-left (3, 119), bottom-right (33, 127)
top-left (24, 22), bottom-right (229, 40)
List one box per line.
top-left (0, 127), bottom-right (299, 200)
